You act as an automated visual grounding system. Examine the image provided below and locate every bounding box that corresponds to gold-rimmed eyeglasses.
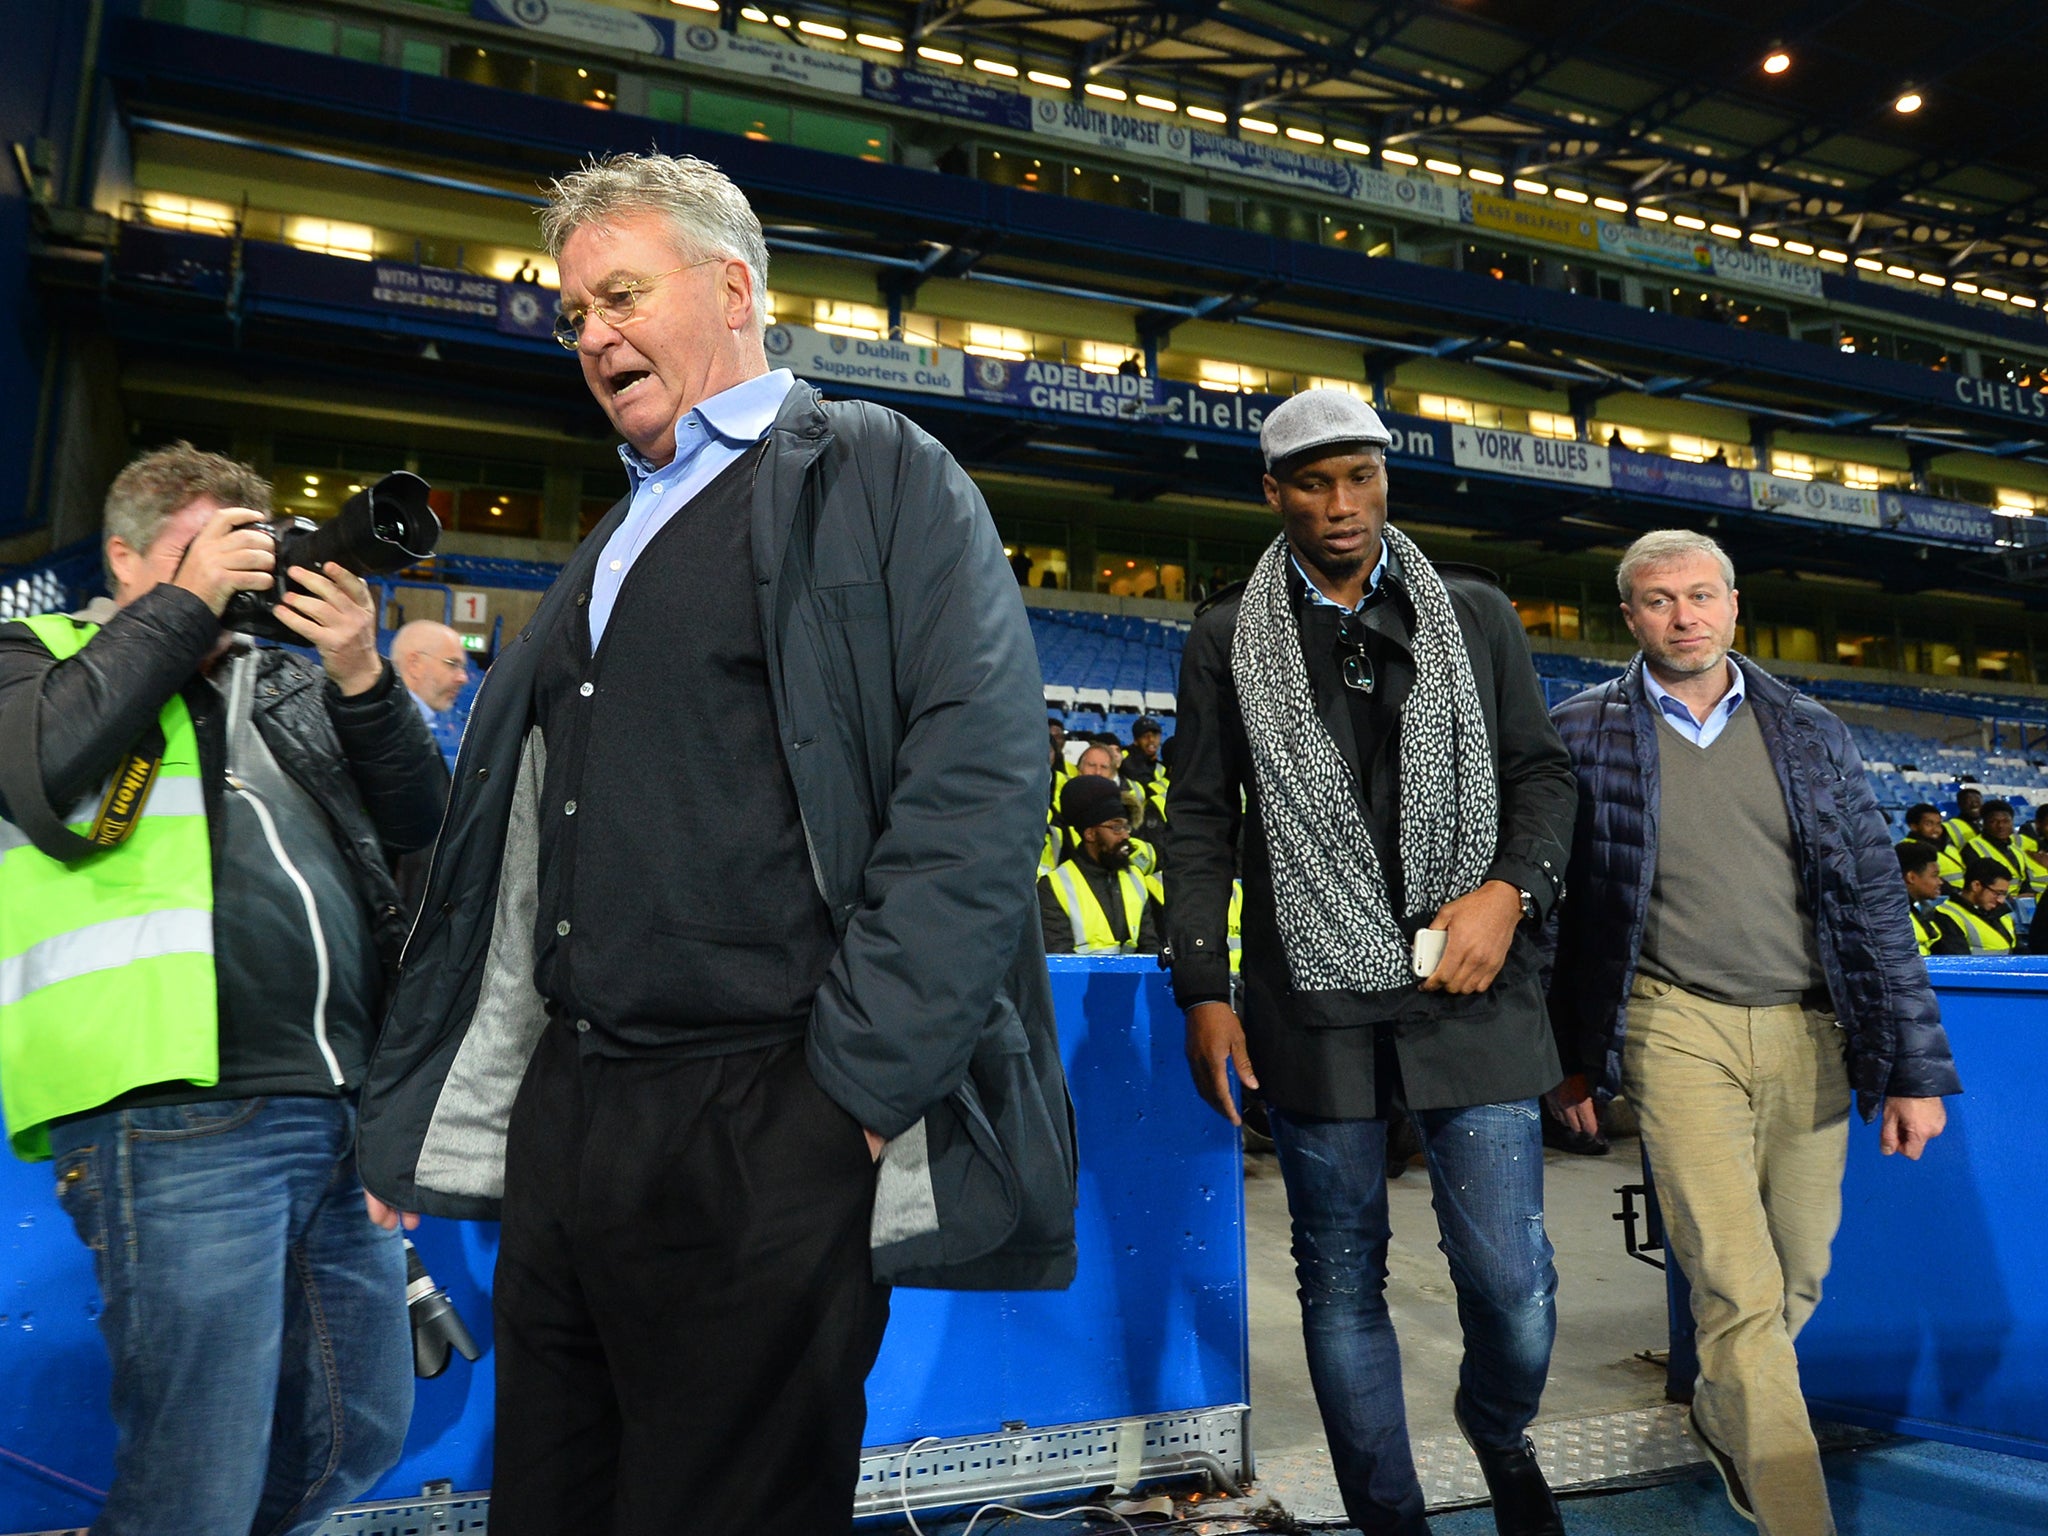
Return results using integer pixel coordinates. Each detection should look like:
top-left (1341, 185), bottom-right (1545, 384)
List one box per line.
top-left (551, 257), bottom-right (722, 350)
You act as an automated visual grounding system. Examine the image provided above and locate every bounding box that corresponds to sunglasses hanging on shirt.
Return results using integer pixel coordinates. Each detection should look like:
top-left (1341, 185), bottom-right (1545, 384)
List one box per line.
top-left (1335, 613), bottom-right (1376, 695)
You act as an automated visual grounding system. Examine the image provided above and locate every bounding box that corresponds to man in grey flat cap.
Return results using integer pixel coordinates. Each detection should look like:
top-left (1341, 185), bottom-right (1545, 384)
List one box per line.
top-left (1163, 390), bottom-right (1579, 1536)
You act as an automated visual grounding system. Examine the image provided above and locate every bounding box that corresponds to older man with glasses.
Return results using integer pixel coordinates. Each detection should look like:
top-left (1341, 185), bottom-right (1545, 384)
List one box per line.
top-left (357, 152), bottom-right (1073, 1535)
top-left (1163, 389), bottom-right (1579, 1536)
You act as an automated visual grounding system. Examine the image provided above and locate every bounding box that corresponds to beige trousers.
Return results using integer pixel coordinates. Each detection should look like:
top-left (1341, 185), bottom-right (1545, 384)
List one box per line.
top-left (1622, 976), bottom-right (1852, 1536)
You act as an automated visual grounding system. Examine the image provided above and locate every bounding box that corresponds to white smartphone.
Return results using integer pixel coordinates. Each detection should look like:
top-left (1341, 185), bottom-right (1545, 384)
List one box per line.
top-left (1411, 927), bottom-right (1446, 979)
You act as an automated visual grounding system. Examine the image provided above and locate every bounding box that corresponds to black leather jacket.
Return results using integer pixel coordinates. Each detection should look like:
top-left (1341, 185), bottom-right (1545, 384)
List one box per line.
top-left (0, 588), bottom-right (448, 982)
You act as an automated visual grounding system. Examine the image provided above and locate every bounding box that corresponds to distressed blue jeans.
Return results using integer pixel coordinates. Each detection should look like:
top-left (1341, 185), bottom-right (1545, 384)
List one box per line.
top-left (1268, 1099), bottom-right (1557, 1535)
top-left (46, 1096), bottom-right (413, 1536)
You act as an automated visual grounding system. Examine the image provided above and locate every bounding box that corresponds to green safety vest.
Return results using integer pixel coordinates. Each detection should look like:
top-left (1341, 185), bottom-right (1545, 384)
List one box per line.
top-left (1936, 897), bottom-right (2017, 955)
top-left (1046, 860), bottom-right (1162, 955)
top-left (0, 614), bottom-right (218, 1160)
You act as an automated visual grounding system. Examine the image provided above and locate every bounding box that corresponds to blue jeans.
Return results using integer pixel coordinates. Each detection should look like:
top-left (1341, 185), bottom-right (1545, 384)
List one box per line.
top-left (1269, 1100), bottom-right (1557, 1535)
top-left (47, 1096), bottom-right (413, 1536)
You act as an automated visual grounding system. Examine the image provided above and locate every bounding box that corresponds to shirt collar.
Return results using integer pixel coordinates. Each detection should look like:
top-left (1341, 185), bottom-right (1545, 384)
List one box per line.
top-left (618, 369), bottom-right (795, 486)
top-left (1290, 539), bottom-right (1389, 614)
top-left (1642, 658), bottom-right (1744, 726)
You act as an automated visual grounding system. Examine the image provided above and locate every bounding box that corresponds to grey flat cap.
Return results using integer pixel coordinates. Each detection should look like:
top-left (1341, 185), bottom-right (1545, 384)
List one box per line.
top-left (1260, 388), bottom-right (1392, 469)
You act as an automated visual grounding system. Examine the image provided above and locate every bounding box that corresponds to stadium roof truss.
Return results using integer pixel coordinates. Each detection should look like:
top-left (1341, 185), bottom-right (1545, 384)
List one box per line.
top-left (846, 0), bottom-right (2048, 299)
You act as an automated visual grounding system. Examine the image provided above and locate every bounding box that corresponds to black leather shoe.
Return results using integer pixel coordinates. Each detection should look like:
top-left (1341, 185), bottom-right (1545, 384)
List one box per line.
top-left (1454, 1395), bottom-right (1566, 1535)
top-left (1688, 1407), bottom-right (1756, 1524)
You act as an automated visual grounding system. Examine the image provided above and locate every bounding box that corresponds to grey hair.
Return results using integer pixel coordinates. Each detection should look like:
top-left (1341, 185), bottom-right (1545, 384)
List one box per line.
top-left (539, 152), bottom-right (770, 330)
top-left (102, 442), bottom-right (271, 583)
top-left (1616, 528), bottom-right (1736, 603)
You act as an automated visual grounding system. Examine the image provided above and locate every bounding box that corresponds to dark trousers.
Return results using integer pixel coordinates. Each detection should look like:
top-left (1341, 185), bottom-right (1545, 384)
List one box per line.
top-left (492, 1022), bottom-right (891, 1536)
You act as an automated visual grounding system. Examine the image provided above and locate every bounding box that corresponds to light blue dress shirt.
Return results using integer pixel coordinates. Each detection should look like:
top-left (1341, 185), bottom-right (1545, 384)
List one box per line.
top-left (1644, 661), bottom-right (1746, 748)
top-left (588, 369), bottom-right (795, 649)
top-left (1291, 541), bottom-right (1388, 614)
top-left (409, 691), bottom-right (437, 726)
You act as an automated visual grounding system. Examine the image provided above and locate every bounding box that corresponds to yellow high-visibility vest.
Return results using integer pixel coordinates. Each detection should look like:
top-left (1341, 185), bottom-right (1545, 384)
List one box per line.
top-left (0, 614), bottom-right (218, 1160)
top-left (1045, 860), bottom-right (1161, 955)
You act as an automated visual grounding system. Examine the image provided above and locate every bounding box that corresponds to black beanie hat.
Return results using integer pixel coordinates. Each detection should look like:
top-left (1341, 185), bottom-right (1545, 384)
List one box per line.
top-left (1060, 773), bottom-right (1128, 831)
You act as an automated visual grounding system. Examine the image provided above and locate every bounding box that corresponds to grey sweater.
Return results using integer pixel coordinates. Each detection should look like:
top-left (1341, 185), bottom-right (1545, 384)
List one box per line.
top-left (1638, 704), bottom-right (1825, 1007)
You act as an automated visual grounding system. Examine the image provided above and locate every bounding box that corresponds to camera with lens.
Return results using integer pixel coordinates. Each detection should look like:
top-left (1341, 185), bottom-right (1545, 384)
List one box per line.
top-left (222, 471), bottom-right (440, 643)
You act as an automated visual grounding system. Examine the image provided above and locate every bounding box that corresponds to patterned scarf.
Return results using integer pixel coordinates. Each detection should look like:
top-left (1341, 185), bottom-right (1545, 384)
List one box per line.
top-left (1230, 527), bottom-right (1499, 993)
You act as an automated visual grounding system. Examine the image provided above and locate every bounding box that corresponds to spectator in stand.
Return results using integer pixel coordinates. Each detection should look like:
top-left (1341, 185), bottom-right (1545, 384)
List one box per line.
top-left (1053, 742), bottom-right (1164, 874)
top-left (1929, 858), bottom-right (2018, 955)
top-left (1048, 717), bottom-right (1073, 796)
top-left (1074, 741), bottom-right (1120, 779)
top-left (1898, 842), bottom-right (1946, 956)
top-left (1900, 801), bottom-right (1967, 888)
top-left (1039, 774), bottom-right (1162, 955)
top-left (1963, 799), bottom-right (2042, 894)
top-left (1952, 785), bottom-right (1984, 837)
top-left (1122, 716), bottom-right (1169, 825)
top-left (2022, 803), bottom-right (2048, 862)
top-left (389, 619), bottom-right (469, 724)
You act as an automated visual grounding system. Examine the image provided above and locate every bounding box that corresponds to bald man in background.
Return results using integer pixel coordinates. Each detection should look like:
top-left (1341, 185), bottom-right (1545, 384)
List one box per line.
top-left (390, 620), bottom-right (468, 723)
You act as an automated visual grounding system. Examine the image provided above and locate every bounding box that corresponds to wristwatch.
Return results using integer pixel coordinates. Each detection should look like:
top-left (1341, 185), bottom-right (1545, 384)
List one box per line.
top-left (1516, 888), bottom-right (1539, 922)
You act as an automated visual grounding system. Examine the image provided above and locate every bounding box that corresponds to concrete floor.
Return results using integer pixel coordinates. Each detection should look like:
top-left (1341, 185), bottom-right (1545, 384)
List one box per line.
top-left (1245, 1133), bottom-right (1674, 1462)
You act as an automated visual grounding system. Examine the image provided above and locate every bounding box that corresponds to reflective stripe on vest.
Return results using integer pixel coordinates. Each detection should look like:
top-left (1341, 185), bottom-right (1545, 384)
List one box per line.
top-left (1966, 835), bottom-right (2041, 891)
top-left (1227, 879), bottom-right (1243, 974)
top-left (1911, 906), bottom-right (1941, 957)
top-left (0, 614), bottom-right (218, 1161)
top-left (1047, 860), bottom-right (1152, 955)
top-left (1938, 898), bottom-right (2016, 954)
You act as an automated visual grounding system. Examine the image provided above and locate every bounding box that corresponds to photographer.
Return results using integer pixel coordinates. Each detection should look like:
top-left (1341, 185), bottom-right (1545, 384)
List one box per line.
top-left (0, 444), bottom-right (446, 1536)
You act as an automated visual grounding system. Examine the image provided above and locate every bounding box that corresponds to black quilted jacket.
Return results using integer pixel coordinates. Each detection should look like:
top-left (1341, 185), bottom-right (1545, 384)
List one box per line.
top-left (1547, 654), bottom-right (1961, 1116)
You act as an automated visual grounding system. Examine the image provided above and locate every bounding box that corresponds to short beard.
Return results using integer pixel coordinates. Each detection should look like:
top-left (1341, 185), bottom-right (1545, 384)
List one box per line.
top-left (1295, 540), bottom-right (1367, 584)
top-left (1646, 638), bottom-right (1728, 678)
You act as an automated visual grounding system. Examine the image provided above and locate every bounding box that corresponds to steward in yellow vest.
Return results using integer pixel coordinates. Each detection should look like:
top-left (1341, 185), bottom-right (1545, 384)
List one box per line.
top-left (1897, 841), bottom-right (1946, 957)
top-left (1963, 799), bottom-right (2043, 894)
top-left (1901, 802), bottom-right (1967, 889)
top-left (1037, 774), bottom-right (1162, 954)
top-left (1928, 860), bottom-right (2019, 956)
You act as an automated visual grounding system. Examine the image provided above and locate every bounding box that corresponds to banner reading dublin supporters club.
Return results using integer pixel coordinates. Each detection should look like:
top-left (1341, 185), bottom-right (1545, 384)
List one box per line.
top-left (763, 324), bottom-right (964, 397)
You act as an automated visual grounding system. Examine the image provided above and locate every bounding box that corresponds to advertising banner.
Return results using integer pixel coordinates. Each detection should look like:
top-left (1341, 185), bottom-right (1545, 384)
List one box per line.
top-left (1884, 493), bottom-right (2000, 546)
top-left (1606, 449), bottom-right (1752, 510)
top-left (1031, 98), bottom-right (1191, 164)
top-left (763, 323), bottom-right (965, 397)
top-left (1709, 245), bottom-right (1826, 301)
top-left (368, 261), bottom-right (509, 324)
top-left (671, 22), bottom-right (865, 95)
top-left (866, 64), bottom-right (1033, 130)
top-left (1353, 168), bottom-right (1454, 222)
top-left (1749, 473), bottom-right (1881, 528)
top-left (1463, 191), bottom-right (1598, 252)
top-left (1450, 426), bottom-right (1611, 487)
top-left (1187, 130), bottom-right (1361, 199)
top-left (472, 0), bottom-right (671, 55)
top-left (1598, 220), bottom-right (1711, 275)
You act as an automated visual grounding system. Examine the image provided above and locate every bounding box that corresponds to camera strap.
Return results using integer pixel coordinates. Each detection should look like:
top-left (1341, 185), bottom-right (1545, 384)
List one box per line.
top-left (0, 687), bottom-right (166, 863)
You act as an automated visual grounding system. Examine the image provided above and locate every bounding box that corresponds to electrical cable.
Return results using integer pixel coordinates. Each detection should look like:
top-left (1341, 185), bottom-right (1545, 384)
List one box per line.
top-left (0, 1443), bottom-right (108, 1501)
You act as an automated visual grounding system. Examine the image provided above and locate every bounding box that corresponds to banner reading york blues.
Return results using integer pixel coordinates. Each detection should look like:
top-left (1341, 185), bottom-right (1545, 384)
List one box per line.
top-left (1451, 426), bottom-right (1611, 487)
